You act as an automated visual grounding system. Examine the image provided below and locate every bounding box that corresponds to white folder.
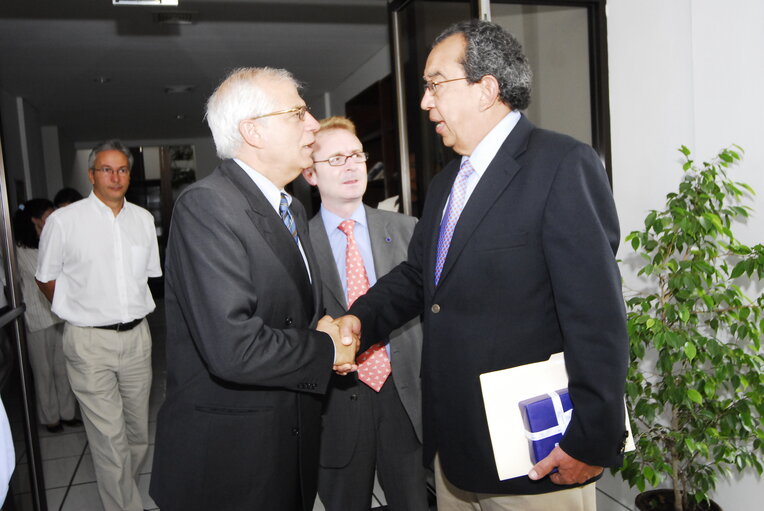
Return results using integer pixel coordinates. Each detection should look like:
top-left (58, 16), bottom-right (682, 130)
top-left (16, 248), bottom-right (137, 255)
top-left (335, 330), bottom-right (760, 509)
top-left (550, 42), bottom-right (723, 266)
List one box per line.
top-left (479, 352), bottom-right (635, 480)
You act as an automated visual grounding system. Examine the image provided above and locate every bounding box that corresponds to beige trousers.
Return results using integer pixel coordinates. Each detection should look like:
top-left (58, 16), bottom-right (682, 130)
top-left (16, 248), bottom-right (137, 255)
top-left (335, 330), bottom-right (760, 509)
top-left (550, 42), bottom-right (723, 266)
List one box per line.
top-left (63, 321), bottom-right (152, 511)
top-left (434, 454), bottom-right (597, 511)
top-left (26, 323), bottom-right (76, 425)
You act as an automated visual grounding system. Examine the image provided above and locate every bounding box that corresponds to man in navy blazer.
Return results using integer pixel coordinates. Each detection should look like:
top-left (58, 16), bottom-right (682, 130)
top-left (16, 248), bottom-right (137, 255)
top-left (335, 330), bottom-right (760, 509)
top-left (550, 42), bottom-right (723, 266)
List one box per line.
top-left (336, 20), bottom-right (629, 510)
top-left (150, 68), bottom-right (357, 511)
top-left (303, 116), bottom-right (427, 510)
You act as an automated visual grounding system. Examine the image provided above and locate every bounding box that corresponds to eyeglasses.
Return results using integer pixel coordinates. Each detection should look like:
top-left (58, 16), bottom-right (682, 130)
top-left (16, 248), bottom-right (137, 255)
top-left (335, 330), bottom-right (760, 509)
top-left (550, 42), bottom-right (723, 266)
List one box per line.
top-left (92, 166), bottom-right (130, 176)
top-left (423, 77), bottom-right (469, 95)
top-left (248, 105), bottom-right (310, 122)
top-left (314, 152), bottom-right (369, 167)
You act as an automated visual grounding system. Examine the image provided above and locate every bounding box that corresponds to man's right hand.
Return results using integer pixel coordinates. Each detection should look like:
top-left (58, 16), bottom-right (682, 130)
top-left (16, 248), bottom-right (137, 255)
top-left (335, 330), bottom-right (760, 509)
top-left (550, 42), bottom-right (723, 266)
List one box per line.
top-left (317, 315), bottom-right (360, 374)
top-left (331, 315), bottom-right (363, 375)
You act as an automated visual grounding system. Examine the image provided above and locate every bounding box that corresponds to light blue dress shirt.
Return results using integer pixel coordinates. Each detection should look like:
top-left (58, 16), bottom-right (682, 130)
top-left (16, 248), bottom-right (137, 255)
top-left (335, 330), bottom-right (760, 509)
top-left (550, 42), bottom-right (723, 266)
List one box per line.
top-left (320, 204), bottom-right (390, 357)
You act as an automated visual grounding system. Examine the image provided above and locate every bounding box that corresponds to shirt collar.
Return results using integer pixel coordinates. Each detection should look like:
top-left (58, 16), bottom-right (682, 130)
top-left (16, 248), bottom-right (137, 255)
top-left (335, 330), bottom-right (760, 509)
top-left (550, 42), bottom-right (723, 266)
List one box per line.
top-left (233, 157), bottom-right (291, 213)
top-left (320, 203), bottom-right (367, 235)
top-left (464, 110), bottom-right (522, 176)
top-left (88, 191), bottom-right (126, 217)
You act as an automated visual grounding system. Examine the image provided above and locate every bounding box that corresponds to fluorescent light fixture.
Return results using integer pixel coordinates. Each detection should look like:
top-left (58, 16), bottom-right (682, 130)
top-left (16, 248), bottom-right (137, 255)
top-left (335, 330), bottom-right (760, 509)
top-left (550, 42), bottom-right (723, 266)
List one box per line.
top-left (113, 0), bottom-right (179, 6)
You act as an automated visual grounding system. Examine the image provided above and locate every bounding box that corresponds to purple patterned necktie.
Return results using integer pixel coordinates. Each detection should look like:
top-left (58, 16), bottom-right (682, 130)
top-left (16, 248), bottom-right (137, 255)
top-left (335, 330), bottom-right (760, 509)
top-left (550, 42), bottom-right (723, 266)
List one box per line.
top-left (434, 159), bottom-right (475, 285)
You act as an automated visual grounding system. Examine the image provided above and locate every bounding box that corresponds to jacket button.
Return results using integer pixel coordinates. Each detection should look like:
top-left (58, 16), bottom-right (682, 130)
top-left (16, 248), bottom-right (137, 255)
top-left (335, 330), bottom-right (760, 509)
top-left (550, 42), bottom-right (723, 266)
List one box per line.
top-left (292, 427), bottom-right (299, 436)
top-left (431, 304), bottom-right (441, 314)
top-left (350, 394), bottom-right (358, 401)
top-left (284, 317), bottom-right (293, 326)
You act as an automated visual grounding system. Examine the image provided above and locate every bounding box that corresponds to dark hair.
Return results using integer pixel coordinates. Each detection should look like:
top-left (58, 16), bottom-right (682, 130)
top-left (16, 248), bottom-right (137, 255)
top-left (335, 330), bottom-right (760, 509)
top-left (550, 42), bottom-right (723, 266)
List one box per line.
top-left (53, 187), bottom-right (83, 207)
top-left (13, 198), bottom-right (55, 249)
top-left (87, 139), bottom-right (134, 170)
top-left (435, 19), bottom-right (532, 110)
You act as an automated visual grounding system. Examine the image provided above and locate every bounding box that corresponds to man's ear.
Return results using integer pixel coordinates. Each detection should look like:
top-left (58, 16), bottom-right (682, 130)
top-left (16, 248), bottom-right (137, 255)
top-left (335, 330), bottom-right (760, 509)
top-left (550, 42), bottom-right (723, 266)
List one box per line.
top-left (477, 75), bottom-right (501, 111)
top-left (239, 119), bottom-right (263, 148)
top-left (87, 169), bottom-right (96, 186)
top-left (302, 166), bottom-right (318, 186)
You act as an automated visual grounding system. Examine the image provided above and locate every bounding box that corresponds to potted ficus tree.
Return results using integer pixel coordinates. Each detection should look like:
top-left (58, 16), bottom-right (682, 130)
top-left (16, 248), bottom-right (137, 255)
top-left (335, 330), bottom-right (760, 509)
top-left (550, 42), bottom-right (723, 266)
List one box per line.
top-left (618, 145), bottom-right (764, 511)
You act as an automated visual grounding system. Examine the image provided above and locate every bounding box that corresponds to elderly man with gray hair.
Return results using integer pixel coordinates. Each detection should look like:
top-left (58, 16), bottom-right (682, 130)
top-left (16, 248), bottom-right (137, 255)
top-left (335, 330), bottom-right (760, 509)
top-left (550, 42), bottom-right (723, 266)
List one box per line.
top-left (149, 67), bottom-right (358, 511)
top-left (36, 139), bottom-right (161, 511)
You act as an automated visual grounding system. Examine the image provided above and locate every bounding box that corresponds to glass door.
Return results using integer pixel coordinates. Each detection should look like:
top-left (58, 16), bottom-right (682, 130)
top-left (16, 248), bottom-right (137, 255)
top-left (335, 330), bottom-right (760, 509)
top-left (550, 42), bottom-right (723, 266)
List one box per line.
top-left (388, 0), bottom-right (611, 216)
top-left (0, 132), bottom-right (47, 509)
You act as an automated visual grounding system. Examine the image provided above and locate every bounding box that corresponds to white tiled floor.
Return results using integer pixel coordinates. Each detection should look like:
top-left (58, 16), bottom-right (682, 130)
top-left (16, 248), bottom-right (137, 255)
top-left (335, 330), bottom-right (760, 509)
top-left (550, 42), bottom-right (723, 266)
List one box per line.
top-left (5, 297), bottom-right (631, 511)
top-left (5, 299), bottom-right (393, 511)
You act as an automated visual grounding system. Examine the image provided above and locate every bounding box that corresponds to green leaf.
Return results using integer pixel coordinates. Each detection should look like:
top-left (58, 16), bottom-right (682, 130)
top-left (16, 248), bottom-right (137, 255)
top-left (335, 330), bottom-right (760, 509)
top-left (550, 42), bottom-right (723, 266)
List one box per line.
top-left (731, 262), bottom-right (747, 279)
top-left (687, 388), bottom-right (703, 404)
top-left (645, 211), bottom-right (657, 230)
top-left (680, 308), bottom-right (690, 323)
top-left (684, 342), bottom-right (697, 361)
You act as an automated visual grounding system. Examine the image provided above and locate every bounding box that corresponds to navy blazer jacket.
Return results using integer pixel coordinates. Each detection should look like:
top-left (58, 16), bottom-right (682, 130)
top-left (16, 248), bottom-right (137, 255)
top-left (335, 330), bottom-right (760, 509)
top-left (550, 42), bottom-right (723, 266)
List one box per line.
top-left (349, 115), bottom-right (629, 495)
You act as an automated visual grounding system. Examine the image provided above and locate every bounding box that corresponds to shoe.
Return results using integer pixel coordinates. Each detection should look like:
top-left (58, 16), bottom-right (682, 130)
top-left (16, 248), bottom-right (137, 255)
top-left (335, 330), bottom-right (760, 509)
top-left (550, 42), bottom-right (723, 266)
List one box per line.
top-left (45, 423), bottom-right (63, 433)
top-left (62, 418), bottom-right (84, 427)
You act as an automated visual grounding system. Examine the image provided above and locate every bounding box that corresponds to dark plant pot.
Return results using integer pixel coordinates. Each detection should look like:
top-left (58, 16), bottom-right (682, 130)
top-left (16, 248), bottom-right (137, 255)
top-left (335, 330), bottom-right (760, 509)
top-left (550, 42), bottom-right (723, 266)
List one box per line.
top-left (635, 489), bottom-right (722, 511)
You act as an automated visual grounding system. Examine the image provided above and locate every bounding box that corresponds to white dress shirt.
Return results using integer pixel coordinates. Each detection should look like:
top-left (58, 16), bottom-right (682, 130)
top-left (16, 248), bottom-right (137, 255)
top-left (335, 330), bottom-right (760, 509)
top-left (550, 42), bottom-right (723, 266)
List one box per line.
top-left (233, 158), bottom-right (312, 281)
top-left (36, 192), bottom-right (161, 327)
top-left (16, 246), bottom-right (62, 332)
top-left (442, 110), bottom-right (522, 220)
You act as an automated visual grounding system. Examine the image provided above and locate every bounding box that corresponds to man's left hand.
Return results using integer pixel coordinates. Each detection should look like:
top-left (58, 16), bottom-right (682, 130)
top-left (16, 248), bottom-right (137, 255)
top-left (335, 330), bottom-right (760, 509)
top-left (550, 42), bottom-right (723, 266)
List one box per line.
top-left (528, 445), bottom-right (603, 485)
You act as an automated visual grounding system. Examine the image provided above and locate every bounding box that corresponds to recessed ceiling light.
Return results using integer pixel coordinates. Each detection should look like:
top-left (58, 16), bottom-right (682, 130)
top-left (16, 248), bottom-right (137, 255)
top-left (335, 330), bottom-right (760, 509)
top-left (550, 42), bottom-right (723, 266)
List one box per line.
top-left (164, 85), bottom-right (195, 94)
top-left (113, 0), bottom-right (180, 6)
top-left (176, 114), bottom-right (185, 121)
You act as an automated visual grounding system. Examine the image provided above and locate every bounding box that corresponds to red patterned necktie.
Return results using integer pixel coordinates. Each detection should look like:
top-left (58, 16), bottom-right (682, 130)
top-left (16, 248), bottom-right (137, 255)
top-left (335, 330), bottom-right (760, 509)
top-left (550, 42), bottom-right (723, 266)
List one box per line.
top-left (338, 219), bottom-right (391, 392)
top-left (434, 158), bottom-right (475, 285)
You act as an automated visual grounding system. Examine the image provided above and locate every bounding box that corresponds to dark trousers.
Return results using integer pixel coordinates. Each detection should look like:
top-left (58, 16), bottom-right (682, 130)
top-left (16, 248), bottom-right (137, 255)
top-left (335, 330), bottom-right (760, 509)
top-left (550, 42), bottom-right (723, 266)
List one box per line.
top-left (317, 374), bottom-right (428, 511)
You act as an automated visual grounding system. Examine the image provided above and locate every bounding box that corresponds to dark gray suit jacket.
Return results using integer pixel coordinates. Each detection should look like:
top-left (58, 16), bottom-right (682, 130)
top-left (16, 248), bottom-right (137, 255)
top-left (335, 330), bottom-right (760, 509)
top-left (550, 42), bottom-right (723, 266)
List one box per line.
top-left (150, 159), bottom-right (334, 511)
top-left (348, 115), bottom-right (629, 495)
top-left (309, 205), bottom-right (423, 468)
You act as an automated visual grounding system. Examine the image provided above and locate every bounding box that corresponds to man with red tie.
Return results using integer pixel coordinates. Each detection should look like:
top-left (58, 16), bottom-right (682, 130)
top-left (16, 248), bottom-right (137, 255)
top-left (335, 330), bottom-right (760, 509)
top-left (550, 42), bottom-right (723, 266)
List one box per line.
top-left (303, 116), bottom-right (428, 511)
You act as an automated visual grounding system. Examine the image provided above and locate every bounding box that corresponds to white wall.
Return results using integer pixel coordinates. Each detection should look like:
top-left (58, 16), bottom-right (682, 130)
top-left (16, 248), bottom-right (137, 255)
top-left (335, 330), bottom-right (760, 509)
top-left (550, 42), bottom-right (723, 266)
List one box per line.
top-left (41, 126), bottom-right (64, 196)
top-left (605, 0), bottom-right (764, 509)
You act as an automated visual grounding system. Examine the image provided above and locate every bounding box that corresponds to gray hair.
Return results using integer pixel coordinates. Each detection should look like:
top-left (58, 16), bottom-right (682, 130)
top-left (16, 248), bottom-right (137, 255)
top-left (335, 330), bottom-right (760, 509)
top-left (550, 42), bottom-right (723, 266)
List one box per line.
top-left (435, 19), bottom-right (532, 110)
top-left (205, 67), bottom-right (300, 159)
top-left (87, 139), bottom-right (134, 170)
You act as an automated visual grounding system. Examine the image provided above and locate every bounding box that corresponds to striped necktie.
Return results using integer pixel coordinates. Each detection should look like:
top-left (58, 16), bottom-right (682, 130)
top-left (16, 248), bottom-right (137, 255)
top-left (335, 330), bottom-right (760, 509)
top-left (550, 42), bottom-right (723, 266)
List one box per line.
top-left (279, 192), bottom-right (299, 245)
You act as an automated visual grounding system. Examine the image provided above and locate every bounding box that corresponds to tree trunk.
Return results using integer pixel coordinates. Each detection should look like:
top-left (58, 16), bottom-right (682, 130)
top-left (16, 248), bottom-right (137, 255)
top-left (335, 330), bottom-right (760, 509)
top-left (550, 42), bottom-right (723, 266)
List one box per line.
top-left (671, 411), bottom-right (683, 511)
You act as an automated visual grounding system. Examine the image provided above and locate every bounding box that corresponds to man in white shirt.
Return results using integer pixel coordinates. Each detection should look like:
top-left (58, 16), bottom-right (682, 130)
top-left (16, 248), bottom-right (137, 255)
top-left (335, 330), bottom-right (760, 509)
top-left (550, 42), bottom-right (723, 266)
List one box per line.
top-left (36, 139), bottom-right (161, 511)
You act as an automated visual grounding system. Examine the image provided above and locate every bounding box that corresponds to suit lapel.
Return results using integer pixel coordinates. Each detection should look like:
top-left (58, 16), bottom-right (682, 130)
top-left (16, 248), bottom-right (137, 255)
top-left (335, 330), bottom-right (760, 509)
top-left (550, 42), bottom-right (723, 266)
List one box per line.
top-left (366, 206), bottom-right (395, 276)
top-left (292, 200), bottom-right (320, 321)
top-left (309, 215), bottom-right (347, 311)
top-left (220, 161), bottom-right (314, 316)
top-left (434, 115), bottom-right (534, 287)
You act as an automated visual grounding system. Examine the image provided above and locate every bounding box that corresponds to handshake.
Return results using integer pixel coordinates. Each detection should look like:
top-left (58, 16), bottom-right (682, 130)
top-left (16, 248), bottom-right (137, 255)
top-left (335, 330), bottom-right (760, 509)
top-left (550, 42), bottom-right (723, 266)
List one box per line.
top-left (317, 315), bottom-right (363, 375)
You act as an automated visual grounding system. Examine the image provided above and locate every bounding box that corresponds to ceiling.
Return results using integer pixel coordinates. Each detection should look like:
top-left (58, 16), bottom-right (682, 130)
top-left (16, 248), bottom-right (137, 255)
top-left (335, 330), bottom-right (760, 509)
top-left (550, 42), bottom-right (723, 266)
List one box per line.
top-left (0, 0), bottom-right (389, 143)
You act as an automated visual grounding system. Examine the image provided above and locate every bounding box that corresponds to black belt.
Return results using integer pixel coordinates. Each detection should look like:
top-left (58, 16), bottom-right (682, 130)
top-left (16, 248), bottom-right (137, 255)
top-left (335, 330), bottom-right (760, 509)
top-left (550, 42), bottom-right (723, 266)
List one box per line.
top-left (93, 318), bottom-right (144, 332)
